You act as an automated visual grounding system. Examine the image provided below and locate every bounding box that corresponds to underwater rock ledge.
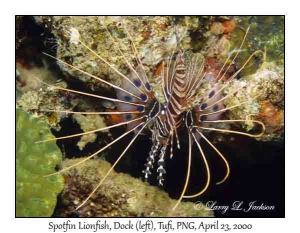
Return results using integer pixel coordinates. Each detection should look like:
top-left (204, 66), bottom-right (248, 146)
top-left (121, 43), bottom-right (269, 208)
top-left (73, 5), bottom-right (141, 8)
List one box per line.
top-left (56, 158), bottom-right (214, 217)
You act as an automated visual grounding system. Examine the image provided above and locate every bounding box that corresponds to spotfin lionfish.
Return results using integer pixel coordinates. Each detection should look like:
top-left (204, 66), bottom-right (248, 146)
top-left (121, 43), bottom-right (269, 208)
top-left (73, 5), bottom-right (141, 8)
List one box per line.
top-left (35, 17), bottom-right (266, 211)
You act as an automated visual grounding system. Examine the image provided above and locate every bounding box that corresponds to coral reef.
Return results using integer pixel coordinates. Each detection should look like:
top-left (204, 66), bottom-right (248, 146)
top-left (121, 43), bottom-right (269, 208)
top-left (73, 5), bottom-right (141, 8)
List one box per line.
top-left (16, 109), bottom-right (64, 217)
top-left (36, 16), bottom-right (174, 90)
top-left (72, 114), bottom-right (108, 150)
top-left (16, 61), bottom-right (108, 131)
top-left (16, 62), bottom-right (56, 92)
top-left (230, 16), bottom-right (284, 76)
top-left (224, 61), bottom-right (284, 141)
top-left (35, 16), bottom-right (223, 90)
top-left (259, 101), bottom-right (284, 135)
top-left (56, 158), bottom-right (213, 217)
top-left (17, 79), bottom-right (69, 130)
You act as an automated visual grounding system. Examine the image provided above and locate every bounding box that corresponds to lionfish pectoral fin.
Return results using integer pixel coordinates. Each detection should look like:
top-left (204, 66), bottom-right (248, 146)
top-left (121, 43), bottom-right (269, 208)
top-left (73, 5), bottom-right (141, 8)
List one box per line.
top-left (116, 92), bottom-right (146, 132)
top-left (182, 130), bottom-right (211, 199)
top-left (116, 64), bottom-right (156, 132)
top-left (172, 130), bottom-right (192, 210)
top-left (76, 119), bottom-right (152, 210)
top-left (198, 130), bottom-right (230, 185)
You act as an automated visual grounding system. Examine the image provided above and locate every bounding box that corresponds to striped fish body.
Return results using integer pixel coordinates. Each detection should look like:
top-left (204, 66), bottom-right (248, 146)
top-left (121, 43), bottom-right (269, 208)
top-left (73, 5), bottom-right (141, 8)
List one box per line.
top-left (155, 53), bottom-right (190, 142)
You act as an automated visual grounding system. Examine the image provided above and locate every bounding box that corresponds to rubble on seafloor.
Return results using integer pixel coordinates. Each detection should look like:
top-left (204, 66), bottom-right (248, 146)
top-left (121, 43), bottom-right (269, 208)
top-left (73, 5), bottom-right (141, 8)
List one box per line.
top-left (55, 158), bottom-right (214, 217)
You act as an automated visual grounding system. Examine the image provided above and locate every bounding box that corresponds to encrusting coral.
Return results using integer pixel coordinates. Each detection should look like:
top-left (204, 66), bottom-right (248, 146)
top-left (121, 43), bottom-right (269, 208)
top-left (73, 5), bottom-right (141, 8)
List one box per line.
top-left (73, 114), bottom-right (108, 150)
top-left (35, 16), bottom-right (216, 90)
top-left (224, 61), bottom-right (284, 141)
top-left (16, 109), bottom-right (64, 217)
top-left (56, 158), bottom-right (214, 217)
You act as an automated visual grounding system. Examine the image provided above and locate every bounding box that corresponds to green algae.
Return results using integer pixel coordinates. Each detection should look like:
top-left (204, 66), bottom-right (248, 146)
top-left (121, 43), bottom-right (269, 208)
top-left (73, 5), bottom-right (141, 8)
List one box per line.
top-left (16, 109), bottom-right (64, 217)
